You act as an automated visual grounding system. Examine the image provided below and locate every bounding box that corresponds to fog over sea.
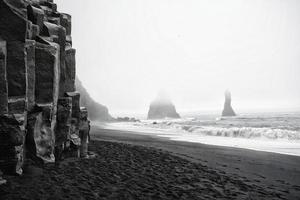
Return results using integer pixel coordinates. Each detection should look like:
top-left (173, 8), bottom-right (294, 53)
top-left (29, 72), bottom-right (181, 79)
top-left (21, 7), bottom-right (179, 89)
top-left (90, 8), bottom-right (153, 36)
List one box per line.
top-left (102, 112), bottom-right (300, 156)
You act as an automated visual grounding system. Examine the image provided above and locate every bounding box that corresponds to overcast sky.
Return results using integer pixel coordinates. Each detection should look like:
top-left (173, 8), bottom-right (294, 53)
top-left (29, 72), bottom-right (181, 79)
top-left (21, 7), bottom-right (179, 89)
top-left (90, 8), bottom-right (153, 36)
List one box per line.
top-left (56, 0), bottom-right (300, 116)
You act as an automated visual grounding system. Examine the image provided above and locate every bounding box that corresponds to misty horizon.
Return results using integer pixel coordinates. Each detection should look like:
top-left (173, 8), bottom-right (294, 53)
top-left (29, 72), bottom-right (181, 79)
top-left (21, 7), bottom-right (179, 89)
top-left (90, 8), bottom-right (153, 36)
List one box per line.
top-left (57, 0), bottom-right (300, 116)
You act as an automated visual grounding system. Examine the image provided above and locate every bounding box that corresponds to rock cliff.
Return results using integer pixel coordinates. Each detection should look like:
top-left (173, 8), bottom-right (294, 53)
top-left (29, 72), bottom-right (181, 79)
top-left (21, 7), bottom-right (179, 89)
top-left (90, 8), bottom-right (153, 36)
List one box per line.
top-left (222, 90), bottom-right (236, 117)
top-left (75, 77), bottom-right (112, 121)
top-left (0, 0), bottom-right (88, 175)
top-left (147, 93), bottom-right (180, 119)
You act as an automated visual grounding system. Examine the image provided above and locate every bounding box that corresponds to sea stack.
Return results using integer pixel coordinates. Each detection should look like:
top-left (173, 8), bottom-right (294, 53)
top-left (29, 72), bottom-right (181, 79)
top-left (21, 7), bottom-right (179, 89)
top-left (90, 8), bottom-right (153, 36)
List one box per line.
top-left (147, 92), bottom-right (180, 119)
top-left (222, 90), bottom-right (236, 117)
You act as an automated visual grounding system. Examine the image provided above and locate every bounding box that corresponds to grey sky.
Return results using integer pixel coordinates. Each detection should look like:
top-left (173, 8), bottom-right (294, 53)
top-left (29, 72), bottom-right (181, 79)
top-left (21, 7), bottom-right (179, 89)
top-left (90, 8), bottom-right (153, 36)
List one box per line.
top-left (56, 0), bottom-right (300, 116)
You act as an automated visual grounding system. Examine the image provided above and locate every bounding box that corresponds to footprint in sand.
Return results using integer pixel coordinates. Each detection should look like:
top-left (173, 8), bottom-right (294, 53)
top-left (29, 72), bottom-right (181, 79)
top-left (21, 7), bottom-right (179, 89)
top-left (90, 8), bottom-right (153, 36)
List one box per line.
top-left (292, 185), bottom-right (300, 191)
top-left (276, 180), bottom-right (285, 184)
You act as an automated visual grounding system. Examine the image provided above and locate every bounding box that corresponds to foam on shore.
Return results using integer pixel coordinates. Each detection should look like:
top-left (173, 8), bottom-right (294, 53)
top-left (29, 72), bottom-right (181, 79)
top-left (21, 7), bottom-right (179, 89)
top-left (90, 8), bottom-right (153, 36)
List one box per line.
top-left (100, 121), bottom-right (300, 157)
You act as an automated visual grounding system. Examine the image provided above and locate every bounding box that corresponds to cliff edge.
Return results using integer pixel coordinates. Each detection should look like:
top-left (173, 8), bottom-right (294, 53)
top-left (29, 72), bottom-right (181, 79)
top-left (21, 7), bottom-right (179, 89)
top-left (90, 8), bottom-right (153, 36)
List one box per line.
top-left (75, 77), bottom-right (112, 121)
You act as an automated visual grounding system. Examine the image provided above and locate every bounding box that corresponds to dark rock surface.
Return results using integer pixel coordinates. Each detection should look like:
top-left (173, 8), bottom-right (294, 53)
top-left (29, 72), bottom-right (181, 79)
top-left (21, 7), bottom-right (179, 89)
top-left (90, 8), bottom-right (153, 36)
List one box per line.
top-left (56, 98), bottom-right (72, 147)
top-left (147, 93), bottom-right (180, 119)
top-left (75, 77), bottom-right (112, 121)
top-left (28, 106), bottom-right (55, 163)
top-left (8, 98), bottom-right (26, 114)
top-left (64, 47), bottom-right (76, 92)
top-left (25, 40), bottom-right (36, 110)
top-left (35, 42), bottom-right (59, 104)
top-left (0, 0), bottom-right (89, 174)
top-left (0, 115), bottom-right (25, 174)
top-left (0, 0), bottom-right (27, 97)
top-left (26, 106), bottom-right (54, 163)
top-left (0, 40), bottom-right (8, 114)
top-left (222, 90), bottom-right (236, 117)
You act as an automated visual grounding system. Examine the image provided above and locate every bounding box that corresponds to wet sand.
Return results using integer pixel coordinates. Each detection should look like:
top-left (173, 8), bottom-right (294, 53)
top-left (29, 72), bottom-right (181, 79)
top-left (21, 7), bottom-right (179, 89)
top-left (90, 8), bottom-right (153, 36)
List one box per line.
top-left (91, 126), bottom-right (300, 200)
top-left (0, 125), bottom-right (300, 199)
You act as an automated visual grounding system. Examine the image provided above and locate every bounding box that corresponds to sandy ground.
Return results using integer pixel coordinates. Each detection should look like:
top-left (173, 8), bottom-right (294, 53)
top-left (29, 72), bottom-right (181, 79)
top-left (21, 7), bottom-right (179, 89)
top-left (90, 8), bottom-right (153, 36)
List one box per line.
top-left (91, 126), bottom-right (300, 200)
top-left (0, 125), bottom-right (299, 199)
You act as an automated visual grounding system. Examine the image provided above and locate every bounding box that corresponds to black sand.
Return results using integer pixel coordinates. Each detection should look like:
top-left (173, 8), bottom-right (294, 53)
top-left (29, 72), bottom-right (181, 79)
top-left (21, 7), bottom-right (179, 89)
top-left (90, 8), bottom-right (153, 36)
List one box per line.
top-left (0, 125), bottom-right (299, 200)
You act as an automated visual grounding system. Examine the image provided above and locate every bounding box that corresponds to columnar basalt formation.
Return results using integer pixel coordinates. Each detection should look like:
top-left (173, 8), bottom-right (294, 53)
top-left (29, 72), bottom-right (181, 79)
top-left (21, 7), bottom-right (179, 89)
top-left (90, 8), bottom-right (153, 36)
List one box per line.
top-left (0, 0), bottom-right (88, 174)
top-left (25, 40), bottom-right (36, 111)
top-left (0, 40), bottom-right (8, 115)
top-left (222, 90), bottom-right (236, 117)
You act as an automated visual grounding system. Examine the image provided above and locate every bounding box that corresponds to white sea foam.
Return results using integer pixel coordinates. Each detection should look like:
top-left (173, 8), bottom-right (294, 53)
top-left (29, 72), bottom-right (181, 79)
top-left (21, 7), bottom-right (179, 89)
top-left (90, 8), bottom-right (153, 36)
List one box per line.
top-left (182, 126), bottom-right (300, 140)
top-left (101, 112), bottom-right (300, 156)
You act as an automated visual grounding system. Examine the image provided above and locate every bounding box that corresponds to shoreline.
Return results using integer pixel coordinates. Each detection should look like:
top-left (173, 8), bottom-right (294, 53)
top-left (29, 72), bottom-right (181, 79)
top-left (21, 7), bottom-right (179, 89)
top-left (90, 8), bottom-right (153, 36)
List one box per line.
top-left (91, 125), bottom-right (300, 199)
top-left (101, 122), bottom-right (300, 157)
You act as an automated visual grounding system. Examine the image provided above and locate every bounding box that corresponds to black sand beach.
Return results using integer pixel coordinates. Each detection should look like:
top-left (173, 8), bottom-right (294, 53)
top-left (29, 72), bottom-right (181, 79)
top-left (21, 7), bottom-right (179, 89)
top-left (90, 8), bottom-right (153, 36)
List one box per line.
top-left (91, 126), bottom-right (300, 200)
top-left (1, 125), bottom-right (300, 200)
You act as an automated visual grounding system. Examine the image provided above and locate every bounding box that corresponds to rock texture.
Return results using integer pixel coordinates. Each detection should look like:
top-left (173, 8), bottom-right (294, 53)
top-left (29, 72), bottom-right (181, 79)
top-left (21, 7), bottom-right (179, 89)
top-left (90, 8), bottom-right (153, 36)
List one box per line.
top-left (147, 93), bottom-right (180, 119)
top-left (75, 77), bottom-right (112, 121)
top-left (0, 115), bottom-right (24, 174)
top-left (222, 90), bottom-right (236, 117)
top-left (0, 0), bottom-right (89, 174)
top-left (0, 40), bottom-right (8, 114)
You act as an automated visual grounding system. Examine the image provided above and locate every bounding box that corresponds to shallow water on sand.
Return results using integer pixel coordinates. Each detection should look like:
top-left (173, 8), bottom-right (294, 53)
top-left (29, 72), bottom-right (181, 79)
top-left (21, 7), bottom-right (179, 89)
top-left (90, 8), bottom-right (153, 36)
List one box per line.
top-left (100, 112), bottom-right (300, 156)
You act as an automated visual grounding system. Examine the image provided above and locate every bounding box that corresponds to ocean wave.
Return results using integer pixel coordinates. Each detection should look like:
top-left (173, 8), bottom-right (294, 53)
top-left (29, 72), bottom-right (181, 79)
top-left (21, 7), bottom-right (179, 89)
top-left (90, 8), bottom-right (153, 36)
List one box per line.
top-left (137, 114), bottom-right (300, 141)
top-left (181, 126), bottom-right (300, 140)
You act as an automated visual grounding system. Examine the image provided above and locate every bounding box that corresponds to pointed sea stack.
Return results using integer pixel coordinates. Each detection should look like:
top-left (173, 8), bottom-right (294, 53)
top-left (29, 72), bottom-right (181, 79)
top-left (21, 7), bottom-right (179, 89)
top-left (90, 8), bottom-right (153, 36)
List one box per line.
top-left (222, 90), bottom-right (236, 117)
top-left (147, 92), bottom-right (180, 119)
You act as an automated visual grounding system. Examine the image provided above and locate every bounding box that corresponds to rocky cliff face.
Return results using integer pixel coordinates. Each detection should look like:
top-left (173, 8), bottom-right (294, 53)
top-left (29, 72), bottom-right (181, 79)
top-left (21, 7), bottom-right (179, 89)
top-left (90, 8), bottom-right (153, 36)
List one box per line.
top-left (75, 77), bottom-right (112, 121)
top-left (222, 90), bottom-right (236, 117)
top-left (0, 0), bottom-right (88, 174)
top-left (147, 94), bottom-right (180, 119)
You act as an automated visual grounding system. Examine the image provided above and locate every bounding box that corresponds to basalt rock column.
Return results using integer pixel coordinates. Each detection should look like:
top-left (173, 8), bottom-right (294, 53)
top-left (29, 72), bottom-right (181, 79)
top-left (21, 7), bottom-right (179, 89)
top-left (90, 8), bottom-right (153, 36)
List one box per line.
top-left (0, 0), bottom-right (27, 98)
top-left (25, 40), bottom-right (36, 111)
top-left (27, 5), bottom-right (45, 31)
top-left (65, 47), bottom-right (76, 92)
top-left (35, 42), bottom-right (60, 105)
top-left (66, 91), bottom-right (81, 130)
top-left (0, 1), bottom-right (29, 174)
top-left (55, 97), bottom-right (72, 160)
top-left (60, 13), bottom-right (72, 45)
top-left (0, 40), bottom-right (8, 114)
top-left (0, 0), bottom-right (27, 115)
top-left (0, 115), bottom-right (25, 174)
top-left (42, 21), bottom-right (66, 97)
top-left (33, 42), bottom-right (60, 162)
top-left (222, 90), bottom-right (236, 117)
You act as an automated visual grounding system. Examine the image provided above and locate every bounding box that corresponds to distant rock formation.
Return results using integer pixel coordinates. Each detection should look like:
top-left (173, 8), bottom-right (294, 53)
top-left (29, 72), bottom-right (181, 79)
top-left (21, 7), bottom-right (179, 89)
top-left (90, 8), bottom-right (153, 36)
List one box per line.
top-left (222, 90), bottom-right (236, 117)
top-left (75, 77), bottom-right (112, 121)
top-left (115, 117), bottom-right (140, 122)
top-left (147, 92), bottom-right (180, 119)
top-left (0, 0), bottom-right (88, 175)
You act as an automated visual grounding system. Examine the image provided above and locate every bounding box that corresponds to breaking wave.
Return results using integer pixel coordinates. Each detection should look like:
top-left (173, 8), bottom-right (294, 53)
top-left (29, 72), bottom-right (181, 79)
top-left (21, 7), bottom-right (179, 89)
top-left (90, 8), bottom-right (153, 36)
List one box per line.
top-left (180, 125), bottom-right (300, 140)
top-left (106, 113), bottom-right (300, 156)
top-left (111, 113), bottom-right (300, 142)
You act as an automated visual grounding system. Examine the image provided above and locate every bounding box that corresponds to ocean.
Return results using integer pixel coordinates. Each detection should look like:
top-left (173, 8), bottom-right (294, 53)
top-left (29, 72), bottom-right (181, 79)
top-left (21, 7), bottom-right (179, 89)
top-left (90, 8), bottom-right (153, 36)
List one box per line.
top-left (103, 112), bottom-right (300, 156)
